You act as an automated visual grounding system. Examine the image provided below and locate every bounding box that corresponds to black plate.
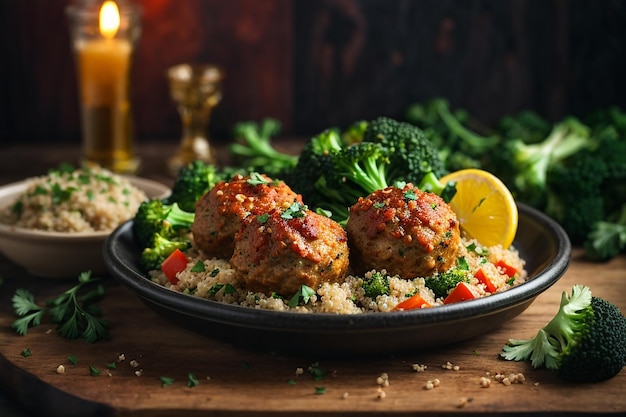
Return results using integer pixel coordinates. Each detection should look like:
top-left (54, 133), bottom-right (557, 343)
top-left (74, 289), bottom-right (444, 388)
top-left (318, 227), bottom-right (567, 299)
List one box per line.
top-left (103, 203), bottom-right (571, 357)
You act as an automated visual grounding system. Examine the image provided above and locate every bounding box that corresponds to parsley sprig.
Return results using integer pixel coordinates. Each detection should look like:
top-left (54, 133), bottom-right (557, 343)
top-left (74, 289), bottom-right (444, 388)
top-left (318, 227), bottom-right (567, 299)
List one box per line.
top-left (12, 271), bottom-right (109, 343)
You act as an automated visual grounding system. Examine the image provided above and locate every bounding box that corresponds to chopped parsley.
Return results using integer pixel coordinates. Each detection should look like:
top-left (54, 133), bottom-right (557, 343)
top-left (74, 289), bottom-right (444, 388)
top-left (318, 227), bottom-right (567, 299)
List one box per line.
top-left (403, 189), bottom-right (417, 201)
top-left (20, 348), bottom-right (32, 357)
top-left (288, 285), bottom-right (316, 307)
top-left (89, 365), bottom-right (101, 377)
top-left (160, 376), bottom-right (174, 387)
top-left (247, 172), bottom-right (270, 186)
top-left (191, 261), bottom-right (206, 272)
top-left (281, 202), bottom-right (307, 220)
top-left (187, 373), bottom-right (199, 387)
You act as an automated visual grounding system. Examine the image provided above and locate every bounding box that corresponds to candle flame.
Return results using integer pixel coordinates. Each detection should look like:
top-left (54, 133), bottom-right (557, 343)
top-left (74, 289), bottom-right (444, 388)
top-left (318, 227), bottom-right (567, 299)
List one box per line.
top-left (99, 1), bottom-right (121, 39)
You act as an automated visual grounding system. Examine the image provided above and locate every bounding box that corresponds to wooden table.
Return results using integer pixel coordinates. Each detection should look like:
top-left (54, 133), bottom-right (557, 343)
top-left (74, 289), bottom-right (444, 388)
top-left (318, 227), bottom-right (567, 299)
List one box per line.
top-left (1, 143), bottom-right (625, 416)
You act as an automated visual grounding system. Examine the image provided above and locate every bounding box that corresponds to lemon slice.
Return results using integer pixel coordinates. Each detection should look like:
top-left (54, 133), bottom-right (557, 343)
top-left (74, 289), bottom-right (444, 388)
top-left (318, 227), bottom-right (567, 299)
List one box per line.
top-left (439, 169), bottom-right (518, 248)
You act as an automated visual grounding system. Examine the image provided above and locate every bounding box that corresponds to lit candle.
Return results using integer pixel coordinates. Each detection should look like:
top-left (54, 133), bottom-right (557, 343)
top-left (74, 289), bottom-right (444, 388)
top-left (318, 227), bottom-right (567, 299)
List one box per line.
top-left (67, 0), bottom-right (141, 174)
top-left (76, 1), bottom-right (131, 107)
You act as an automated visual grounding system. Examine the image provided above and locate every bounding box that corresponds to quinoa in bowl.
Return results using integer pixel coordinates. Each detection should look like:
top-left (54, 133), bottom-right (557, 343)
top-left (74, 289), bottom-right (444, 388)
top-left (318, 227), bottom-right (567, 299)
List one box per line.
top-left (0, 165), bottom-right (169, 278)
top-left (0, 165), bottom-right (147, 232)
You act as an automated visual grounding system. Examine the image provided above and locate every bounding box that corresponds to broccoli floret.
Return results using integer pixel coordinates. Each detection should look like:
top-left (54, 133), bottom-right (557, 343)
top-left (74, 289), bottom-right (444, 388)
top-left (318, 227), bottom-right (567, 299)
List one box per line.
top-left (496, 116), bottom-right (595, 208)
top-left (230, 118), bottom-right (298, 179)
top-left (424, 268), bottom-right (471, 299)
top-left (584, 203), bottom-right (626, 261)
top-left (342, 120), bottom-right (368, 145)
top-left (285, 128), bottom-right (344, 212)
top-left (287, 118), bottom-right (452, 224)
top-left (314, 141), bottom-right (393, 223)
top-left (363, 116), bottom-right (447, 185)
top-left (496, 110), bottom-right (552, 145)
top-left (166, 160), bottom-right (231, 212)
top-left (140, 233), bottom-right (190, 271)
top-left (501, 285), bottom-right (626, 382)
top-left (544, 124), bottom-right (626, 244)
top-left (132, 199), bottom-right (195, 249)
top-left (406, 98), bottom-right (499, 171)
top-left (361, 271), bottom-right (390, 298)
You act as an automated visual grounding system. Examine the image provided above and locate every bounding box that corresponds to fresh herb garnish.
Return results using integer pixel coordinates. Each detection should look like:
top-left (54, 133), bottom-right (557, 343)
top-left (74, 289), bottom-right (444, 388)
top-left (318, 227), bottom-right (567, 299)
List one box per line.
top-left (403, 189), bottom-right (418, 201)
top-left (288, 285), bottom-right (316, 307)
top-left (191, 261), bottom-right (206, 272)
top-left (247, 172), bottom-right (270, 186)
top-left (208, 283), bottom-right (236, 295)
top-left (281, 202), bottom-right (307, 220)
top-left (20, 348), bottom-right (32, 357)
top-left (89, 365), bottom-right (101, 377)
top-left (12, 271), bottom-right (109, 343)
top-left (67, 355), bottom-right (78, 365)
top-left (187, 373), bottom-right (199, 387)
top-left (308, 363), bottom-right (327, 381)
top-left (257, 213), bottom-right (270, 223)
top-left (456, 256), bottom-right (469, 271)
top-left (160, 376), bottom-right (174, 387)
top-left (466, 242), bottom-right (489, 257)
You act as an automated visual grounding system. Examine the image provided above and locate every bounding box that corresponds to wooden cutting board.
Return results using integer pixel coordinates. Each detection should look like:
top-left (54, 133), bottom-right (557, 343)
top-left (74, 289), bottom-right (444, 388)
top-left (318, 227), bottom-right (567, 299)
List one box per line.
top-left (1, 249), bottom-right (625, 417)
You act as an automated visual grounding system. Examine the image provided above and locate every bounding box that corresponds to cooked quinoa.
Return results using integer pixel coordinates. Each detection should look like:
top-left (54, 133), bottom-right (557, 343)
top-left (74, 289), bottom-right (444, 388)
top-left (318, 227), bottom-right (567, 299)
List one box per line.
top-left (150, 236), bottom-right (527, 314)
top-left (0, 165), bottom-right (147, 232)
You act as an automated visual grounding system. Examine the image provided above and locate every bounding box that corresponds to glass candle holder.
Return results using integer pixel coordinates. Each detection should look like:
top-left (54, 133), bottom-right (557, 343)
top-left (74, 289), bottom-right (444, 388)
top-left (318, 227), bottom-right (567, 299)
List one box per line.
top-left (167, 63), bottom-right (225, 176)
top-left (66, 0), bottom-right (142, 174)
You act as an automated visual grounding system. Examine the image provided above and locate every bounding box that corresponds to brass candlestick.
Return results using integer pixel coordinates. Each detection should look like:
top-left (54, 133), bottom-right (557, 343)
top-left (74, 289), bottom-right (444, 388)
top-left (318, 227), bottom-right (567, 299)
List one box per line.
top-left (167, 63), bottom-right (225, 176)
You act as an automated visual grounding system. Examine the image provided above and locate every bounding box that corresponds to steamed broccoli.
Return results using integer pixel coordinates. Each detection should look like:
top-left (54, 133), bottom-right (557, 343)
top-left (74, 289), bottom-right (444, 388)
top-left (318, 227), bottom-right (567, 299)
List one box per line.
top-left (501, 285), bottom-right (626, 382)
top-left (341, 120), bottom-right (368, 145)
top-left (230, 118), bottom-right (298, 179)
top-left (133, 199), bottom-right (195, 249)
top-left (166, 160), bottom-right (232, 212)
top-left (362, 116), bottom-right (447, 185)
top-left (132, 199), bottom-right (195, 271)
top-left (288, 117), bottom-right (451, 223)
top-left (544, 124), bottom-right (626, 244)
top-left (284, 128), bottom-right (345, 215)
top-left (361, 271), bottom-right (390, 298)
top-left (493, 116), bottom-right (595, 208)
top-left (496, 110), bottom-right (552, 145)
top-left (405, 98), bottom-right (499, 171)
top-left (424, 268), bottom-right (471, 299)
top-left (584, 203), bottom-right (626, 261)
top-left (140, 233), bottom-right (190, 271)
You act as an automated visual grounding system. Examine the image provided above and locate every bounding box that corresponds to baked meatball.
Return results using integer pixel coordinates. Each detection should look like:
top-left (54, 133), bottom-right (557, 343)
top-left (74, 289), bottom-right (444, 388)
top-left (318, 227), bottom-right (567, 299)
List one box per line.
top-left (346, 183), bottom-right (460, 278)
top-left (191, 173), bottom-right (302, 259)
top-left (230, 204), bottom-right (349, 297)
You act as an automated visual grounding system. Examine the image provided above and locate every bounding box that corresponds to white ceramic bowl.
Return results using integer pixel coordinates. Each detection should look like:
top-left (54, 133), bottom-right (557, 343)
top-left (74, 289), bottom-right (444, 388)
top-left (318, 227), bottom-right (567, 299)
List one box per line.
top-left (0, 176), bottom-right (170, 279)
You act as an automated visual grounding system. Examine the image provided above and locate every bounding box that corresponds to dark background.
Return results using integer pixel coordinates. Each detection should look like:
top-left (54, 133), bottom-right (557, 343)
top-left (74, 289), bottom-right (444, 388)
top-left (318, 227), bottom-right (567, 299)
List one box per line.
top-left (1, 0), bottom-right (625, 146)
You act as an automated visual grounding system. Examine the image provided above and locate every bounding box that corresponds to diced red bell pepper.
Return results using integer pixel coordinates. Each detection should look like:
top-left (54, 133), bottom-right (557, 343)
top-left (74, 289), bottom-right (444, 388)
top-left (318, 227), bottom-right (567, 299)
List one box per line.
top-left (393, 293), bottom-right (432, 311)
top-left (161, 248), bottom-right (188, 284)
top-left (443, 282), bottom-right (478, 305)
top-left (496, 260), bottom-right (518, 277)
top-left (474, 269), bottom-right (497, 293)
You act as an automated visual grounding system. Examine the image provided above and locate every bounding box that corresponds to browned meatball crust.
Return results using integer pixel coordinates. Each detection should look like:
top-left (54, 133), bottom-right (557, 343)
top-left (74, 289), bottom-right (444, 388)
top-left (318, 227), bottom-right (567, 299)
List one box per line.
top-left (191, 174), bottom-right (302, 259)
top-left (230, 204), bottom-right (349, 297)
top-left (346, 183), bottom-right (460, 278)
